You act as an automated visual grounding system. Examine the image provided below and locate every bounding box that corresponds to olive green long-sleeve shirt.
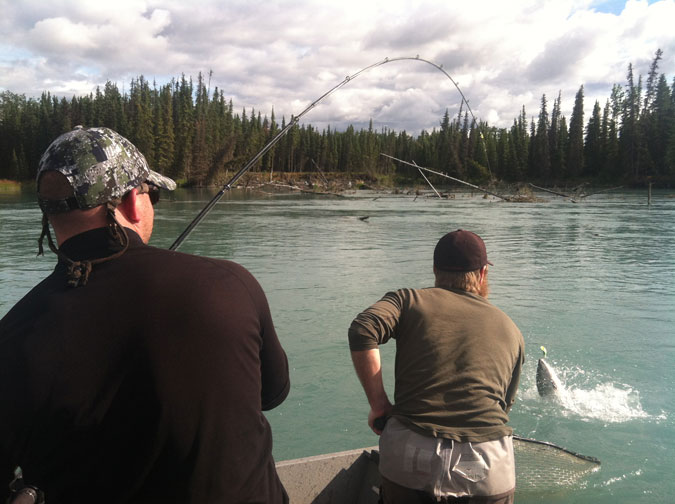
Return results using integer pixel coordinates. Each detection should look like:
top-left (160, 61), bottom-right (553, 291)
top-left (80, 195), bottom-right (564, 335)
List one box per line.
top-left (349, 287), bottom-right (524, 443)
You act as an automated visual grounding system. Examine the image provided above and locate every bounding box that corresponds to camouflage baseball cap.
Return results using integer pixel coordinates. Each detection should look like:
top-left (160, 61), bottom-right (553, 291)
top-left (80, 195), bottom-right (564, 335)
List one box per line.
top-left (37, 126), bottom-right (176, 213)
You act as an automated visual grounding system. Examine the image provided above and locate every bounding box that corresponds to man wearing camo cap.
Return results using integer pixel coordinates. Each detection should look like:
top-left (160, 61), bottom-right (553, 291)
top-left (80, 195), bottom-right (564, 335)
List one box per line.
top-left (0, 126), bottom-right (290, 503)
top-left (34, 125), bottom-right (178, 287)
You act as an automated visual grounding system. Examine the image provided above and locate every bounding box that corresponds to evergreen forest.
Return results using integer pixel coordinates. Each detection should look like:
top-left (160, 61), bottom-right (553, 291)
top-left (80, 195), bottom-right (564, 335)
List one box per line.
top-left (1, 50), bottom-right (674, 188)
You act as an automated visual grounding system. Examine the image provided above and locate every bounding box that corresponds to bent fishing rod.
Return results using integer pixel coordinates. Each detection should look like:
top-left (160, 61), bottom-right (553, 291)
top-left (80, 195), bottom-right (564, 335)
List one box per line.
top-left (169, 56), bottom-right (489, 251)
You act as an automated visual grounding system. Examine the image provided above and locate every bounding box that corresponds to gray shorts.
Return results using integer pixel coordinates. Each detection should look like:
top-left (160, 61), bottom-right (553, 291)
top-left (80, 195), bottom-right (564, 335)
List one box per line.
top-left (378, 418), bottom-right (515, 499)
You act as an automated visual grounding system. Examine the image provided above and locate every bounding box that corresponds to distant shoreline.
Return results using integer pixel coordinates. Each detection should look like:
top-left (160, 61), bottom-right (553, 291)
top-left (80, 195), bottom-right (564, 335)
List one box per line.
top-left (218, 172), bottom-right (667, 202)
top-left (4, 173), bottom-right (670, 200)
top-left (0, 179), bottom-right (21, 193)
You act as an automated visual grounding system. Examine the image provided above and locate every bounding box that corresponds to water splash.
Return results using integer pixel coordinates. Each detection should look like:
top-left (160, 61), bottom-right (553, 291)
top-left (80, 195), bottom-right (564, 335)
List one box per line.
top-left (558, 382), bottom-right (649, 422)
top-left (540, 364), bottom-right (650, 423)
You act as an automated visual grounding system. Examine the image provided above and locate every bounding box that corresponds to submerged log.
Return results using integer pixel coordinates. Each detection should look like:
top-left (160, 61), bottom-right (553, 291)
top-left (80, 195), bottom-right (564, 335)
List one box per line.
top-left (266, 182), bottom-right (345, 197)
top-left (528, 183), bottom-right (570, 198)
top-left (577, 186), bottom-right (624, 199)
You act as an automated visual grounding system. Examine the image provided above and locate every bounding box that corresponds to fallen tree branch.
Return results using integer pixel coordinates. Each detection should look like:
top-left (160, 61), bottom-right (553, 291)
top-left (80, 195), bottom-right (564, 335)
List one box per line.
top-left (577, 185), bottom-right (624, 199)
top-left (265, 182), bottom-right (345, 197)
top-left (528, 183), bottom-right (570, 198)
top-left (310, 159), bottom-right (331, 187)
top-left (382, 153), bottom-right (511, 201)
top-left (412, 160), bottom-right (442, 199)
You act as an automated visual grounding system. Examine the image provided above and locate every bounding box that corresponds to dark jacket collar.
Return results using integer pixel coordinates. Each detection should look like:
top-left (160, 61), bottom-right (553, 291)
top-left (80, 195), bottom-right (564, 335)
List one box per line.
top-left (58, 227), bottom-right (144, 263)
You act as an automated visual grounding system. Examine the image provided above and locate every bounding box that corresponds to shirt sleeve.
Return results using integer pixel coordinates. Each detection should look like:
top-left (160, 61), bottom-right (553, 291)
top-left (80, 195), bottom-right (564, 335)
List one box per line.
top-left (250, 276), bottom-right (290, 411)
top-left (225, 259), bottom-right (290, 412)
top-left (348, 290), bottom-right (406, 351)
top-left (504, 334), bottom-right (525, 413)
top-left (259, 318), bottom-right (290, 411)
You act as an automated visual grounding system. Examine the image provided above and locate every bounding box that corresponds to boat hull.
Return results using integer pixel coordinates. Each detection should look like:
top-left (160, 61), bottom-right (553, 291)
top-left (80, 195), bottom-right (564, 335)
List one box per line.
top-left (276, 437), bottom-right (601, 503)
top-left (276, 447), bottom-right (380, 504)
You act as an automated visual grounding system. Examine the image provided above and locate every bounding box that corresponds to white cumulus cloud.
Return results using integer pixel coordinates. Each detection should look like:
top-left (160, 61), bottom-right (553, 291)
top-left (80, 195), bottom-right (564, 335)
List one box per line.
top-left (0, 0), bottom-right (673, 132)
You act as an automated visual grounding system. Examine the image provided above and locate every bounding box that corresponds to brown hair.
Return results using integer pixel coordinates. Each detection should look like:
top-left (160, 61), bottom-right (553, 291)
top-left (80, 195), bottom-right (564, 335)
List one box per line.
top-left (434, 267), bottom-right (489, 298)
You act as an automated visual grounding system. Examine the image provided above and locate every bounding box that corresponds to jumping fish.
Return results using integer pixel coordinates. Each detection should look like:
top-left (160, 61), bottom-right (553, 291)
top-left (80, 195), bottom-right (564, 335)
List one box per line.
top-left (536, 346), bottom-right (564, 397)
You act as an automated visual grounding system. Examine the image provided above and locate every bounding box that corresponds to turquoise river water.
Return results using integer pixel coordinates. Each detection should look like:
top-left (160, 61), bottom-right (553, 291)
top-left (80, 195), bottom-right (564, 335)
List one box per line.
top-left (1, 186), bottom-right (674, 503)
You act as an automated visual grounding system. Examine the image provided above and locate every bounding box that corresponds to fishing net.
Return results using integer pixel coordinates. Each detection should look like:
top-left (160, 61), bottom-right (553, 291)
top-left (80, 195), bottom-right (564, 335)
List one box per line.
top-left (513, 435), bottom-right (601, 492)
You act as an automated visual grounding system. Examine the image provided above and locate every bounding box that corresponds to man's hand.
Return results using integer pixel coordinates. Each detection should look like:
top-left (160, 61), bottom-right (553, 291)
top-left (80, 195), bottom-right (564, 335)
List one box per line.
top-left (351, 349), bottom-right (393, 435)
top-left (368, 401), bottom-right (393, 435)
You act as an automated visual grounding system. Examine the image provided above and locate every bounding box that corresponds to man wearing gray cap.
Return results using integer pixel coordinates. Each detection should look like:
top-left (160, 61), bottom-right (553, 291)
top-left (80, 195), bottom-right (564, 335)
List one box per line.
top-left (0, 127), bottom-right (290, 503)
top-left (349, 230), bottom-right (524, 504)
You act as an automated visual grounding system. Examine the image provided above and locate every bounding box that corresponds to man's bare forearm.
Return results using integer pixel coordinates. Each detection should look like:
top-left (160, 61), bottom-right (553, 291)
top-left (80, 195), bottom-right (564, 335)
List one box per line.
top-left (350, 349), bottom-right (392, 414)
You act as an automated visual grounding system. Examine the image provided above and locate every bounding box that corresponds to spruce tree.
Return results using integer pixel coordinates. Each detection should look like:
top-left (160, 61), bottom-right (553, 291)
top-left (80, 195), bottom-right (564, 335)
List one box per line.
top-left (557, 116), bottom-right (568, 178)
top-left (514, 107), bottom-right (529, 180)
top-left (172, 75), bottom-right (194, 181)
top-left (584, 101), bottom-right (602, 177)
top-left (567, 85), bottom-right (585, 179)
top-left (549, 92), bottom-right (563, 179)
top-left (599, 101), bottom-right (612, 179)
top-left (620, 64), bottom-right (643, 179)
top-left (154, 84), bottom-right (175, 177)
top-left (190, 72), bottom-right (210, 185)
top-left (128, 76), bottom-right (154, 159)
top-left (643, 49), bottom-right (663, 113)
top-left (533, 94), bottom-right (551, 181)
top-left (527, 118), bottom-right (536, 178)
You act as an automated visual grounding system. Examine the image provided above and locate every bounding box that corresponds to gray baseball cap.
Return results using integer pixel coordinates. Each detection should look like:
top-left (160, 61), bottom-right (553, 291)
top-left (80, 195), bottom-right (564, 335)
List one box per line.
top-left (37, 126), bottom-right (176, 213)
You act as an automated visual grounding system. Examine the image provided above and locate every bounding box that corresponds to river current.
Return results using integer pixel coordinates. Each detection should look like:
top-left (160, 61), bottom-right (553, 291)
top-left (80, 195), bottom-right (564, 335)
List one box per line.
top-left (1, 186), bottom-right (674, 503)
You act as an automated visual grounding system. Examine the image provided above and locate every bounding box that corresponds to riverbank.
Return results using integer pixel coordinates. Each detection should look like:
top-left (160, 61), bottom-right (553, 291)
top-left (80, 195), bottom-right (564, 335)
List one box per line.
top-left (205, 171), bottom-right (545, 201)
top-left (220, 171), bottom-right (637, 203)
top-left (4, 172), bottom-right (666, 202)
top-left (0, 179), bottom-right (21, 193)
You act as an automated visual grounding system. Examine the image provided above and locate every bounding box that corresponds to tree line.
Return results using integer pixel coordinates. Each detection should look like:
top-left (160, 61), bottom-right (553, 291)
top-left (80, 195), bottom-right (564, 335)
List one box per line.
top-left (1, 50), bottom-right (673, 187)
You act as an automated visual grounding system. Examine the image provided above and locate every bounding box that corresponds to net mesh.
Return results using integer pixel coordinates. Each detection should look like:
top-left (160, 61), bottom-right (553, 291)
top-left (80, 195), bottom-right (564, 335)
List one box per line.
top-left (514, 436), bottom-right (601, 491)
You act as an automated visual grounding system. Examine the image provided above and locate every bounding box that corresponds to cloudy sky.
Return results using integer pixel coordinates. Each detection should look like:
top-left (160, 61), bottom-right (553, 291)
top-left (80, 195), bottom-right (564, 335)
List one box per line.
top-left (1, 0), bottom-right (674, 134)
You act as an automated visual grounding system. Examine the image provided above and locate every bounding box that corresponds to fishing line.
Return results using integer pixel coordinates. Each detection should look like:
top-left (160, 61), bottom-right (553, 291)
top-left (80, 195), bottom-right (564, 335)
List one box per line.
top-left (169, 56), bottom-right (490, 251)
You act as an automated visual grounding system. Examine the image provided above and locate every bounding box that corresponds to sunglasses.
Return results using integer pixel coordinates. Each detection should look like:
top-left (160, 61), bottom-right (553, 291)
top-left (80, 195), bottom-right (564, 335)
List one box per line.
top-left (137, 182), bottom-right (160, 205)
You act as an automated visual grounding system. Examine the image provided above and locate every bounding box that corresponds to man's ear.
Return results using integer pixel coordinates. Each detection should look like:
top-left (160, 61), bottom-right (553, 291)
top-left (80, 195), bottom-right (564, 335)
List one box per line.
top-left (479, 265), bottom-right (488, 283)
top-left (117, 189), bottom-right (141, 224)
